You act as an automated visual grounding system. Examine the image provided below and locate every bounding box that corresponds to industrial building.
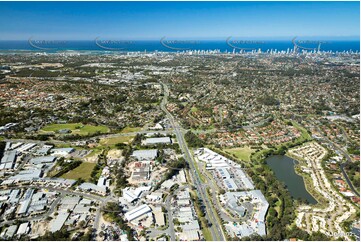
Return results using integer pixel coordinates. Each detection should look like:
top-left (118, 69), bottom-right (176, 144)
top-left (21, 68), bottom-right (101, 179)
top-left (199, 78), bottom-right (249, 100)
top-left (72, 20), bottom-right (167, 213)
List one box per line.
top-left (153, 206), bottom-right (165, 227)
top-left (16, 143), bottom-right (37, 153)
top-left (131, 164), bottom-right (151, 181)
top-left (51, 148), bottom-right (75, 156)
top-left (143, 137), bottom-right (172, 146)
top-left (124, 204), bottom-right (152, 222)
top-left (78, 182), bottom-right (106, 195)
top-left (8, 169), bottom-right (43, 181)
top-left (49, 212), bottom-right (70, 232)
top-left (0, 224), bottom-right (18, 239)
top-left (30, 156), bottom-right (56, 165)
top-left (121, 186), bottom-right (151, 203)
top-left (35, 145), bottom-right (53, 156)
top-left (16, 222), bottom-right (30, 236)
top-left (17, 189), bottom-right (34, 216)
top-left (131, 149), bottom-right (158, 161)
top-left (0, 150), bottom-right (17, 170)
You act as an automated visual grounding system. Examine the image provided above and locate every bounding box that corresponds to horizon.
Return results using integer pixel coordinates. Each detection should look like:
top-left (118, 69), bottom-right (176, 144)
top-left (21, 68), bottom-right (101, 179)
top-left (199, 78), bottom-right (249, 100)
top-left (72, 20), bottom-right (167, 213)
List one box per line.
top-left (0, 1), bottom-right (359, 40)
top-left (0, 37), bottom-right (360, 41)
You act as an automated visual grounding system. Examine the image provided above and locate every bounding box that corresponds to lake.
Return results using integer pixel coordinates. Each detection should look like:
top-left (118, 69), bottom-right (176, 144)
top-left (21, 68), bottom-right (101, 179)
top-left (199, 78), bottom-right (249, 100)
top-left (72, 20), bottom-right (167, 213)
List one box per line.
top-left (266, 155), bottom-right (317, 204)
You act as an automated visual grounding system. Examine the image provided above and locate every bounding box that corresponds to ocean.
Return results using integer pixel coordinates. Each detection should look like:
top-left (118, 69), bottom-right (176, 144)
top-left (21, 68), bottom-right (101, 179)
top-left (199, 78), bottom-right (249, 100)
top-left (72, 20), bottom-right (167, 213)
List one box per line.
top-left (0, 40), bottom-right (359, 53)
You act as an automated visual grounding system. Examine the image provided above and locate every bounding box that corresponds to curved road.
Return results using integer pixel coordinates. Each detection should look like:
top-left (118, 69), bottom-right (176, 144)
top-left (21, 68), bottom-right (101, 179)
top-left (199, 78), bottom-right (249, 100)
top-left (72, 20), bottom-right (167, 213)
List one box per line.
top-left (313, 125), bottom-right (360, 197)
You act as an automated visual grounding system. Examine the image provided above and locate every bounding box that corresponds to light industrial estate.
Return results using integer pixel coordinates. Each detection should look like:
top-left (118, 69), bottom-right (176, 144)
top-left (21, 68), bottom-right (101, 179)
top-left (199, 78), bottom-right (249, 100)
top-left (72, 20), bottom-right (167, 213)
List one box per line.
top-left (0, 48), bottom-right (359, 241)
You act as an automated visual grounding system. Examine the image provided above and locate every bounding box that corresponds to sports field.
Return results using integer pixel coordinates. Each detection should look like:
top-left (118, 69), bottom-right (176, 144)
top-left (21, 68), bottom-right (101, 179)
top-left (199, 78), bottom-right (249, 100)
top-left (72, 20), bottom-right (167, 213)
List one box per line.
top-left (41, 123), bottom-right (109, 135)
top-left (224, 146), bottom-right (255, 162)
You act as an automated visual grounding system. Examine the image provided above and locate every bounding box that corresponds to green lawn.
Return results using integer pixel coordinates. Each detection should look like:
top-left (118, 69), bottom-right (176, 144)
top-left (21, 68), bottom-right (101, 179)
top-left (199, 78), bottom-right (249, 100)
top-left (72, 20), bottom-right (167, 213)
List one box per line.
top-left (190, 106), bottom-right (198, 113)
top-left (202, 227), bottom-right (213, 241)
top-left (99, 135), bottom-right (134, 147)
top-left (224, 146), bottom-right (255, 162)
top-left (41, 123), bottom-right (109, 136)
top-left (61, 162), bottom-right (96, 180)
top-left (290, 120), bottom-right (312, 140)
top-left (120, 126), bottom-right (142, 133)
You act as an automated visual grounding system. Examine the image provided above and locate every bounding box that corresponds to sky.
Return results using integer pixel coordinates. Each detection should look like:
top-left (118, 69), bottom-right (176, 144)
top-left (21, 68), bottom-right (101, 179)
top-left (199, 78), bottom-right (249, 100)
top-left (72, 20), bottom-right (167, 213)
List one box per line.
top-left (0, 1), bottom-right (359, 40)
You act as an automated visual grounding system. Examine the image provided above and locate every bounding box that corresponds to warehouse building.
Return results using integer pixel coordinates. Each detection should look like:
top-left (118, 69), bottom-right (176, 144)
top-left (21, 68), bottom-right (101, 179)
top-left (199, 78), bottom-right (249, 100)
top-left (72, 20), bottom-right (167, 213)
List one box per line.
top-left (143, 137), bottom-right (172, 146)
top-left (0, 150), bottom-right (17, 164)
top-left (16, 143), bottom-right (36, 153)
top-left (51, 148), bottom-right (75, 156)
top-left (35, 145), bottom-right (53, 156)
top-left (16, 222), bottom-right (30, 236)
top-left (9, 169), bottom-right (43, 181)
top-left (0, 150), bottom-right (17, 170)
top-left (131, 149), bottom-right (158, 161)
top-left (17, 189), bottom-right (34, 216)
top-left (78, 182), bottom-right (106, 195)
top-left (30, 156), bottom-right (56, 165)
top-left (153, 206), bottom-right (165, 227)
top-left (49, 212), bottom-right (70, 232)
top-left (0, 224), bottom-right (18, 239)
top-left (124, 204), bottom-right (152, 222)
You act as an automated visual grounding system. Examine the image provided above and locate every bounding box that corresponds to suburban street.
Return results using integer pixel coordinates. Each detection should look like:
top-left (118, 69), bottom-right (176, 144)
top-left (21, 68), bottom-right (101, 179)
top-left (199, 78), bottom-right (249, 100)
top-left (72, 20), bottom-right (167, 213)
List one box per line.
top-left (311, 122), bottom-right (360, 197)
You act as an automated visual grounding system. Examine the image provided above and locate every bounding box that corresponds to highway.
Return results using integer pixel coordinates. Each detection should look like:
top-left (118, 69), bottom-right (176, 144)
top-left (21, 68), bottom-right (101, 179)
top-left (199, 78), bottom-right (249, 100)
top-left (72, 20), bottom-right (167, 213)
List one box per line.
top-left (160, 81), bottom-right (225, 241)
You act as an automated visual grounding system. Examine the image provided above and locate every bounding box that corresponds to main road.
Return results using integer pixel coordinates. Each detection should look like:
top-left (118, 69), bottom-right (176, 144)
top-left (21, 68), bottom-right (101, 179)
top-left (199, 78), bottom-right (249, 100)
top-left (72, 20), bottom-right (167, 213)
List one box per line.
top-left (160, 81), bottom-right (225, 241)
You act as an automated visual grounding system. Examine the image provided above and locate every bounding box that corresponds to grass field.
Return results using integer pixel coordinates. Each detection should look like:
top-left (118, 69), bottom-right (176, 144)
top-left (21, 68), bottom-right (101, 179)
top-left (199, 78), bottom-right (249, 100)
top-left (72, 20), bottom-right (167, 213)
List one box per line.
top-left (224, 146), bottom-right (255, 162)
top-left (291, 121), bottom-right (312, 140)
top-left (190, 106), bottom-right (198, 113)
top-left (61, 162), bottom-right (96, 180)
top-left (190, 189), bottom-right (213, 240)
top-left (99, 135), bottom-right (134, 147)
top-left (202, 227), bottom-right (213, 241)
top-left (120, 126), bottom-right (142, 133)
top-left (41, 123), bottom-right (109, 136)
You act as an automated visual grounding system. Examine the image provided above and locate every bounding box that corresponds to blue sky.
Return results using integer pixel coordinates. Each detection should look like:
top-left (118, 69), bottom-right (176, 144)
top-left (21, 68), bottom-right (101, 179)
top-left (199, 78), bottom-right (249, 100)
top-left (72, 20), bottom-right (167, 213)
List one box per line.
top-left (0, 1), bottom-right (359, 40)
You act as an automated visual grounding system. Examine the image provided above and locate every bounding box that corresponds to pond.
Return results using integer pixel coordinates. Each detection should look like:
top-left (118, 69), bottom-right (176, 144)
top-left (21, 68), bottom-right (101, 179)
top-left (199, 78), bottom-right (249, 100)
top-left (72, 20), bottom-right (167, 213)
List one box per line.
top-left (266, 155), bottom-right (317, 204)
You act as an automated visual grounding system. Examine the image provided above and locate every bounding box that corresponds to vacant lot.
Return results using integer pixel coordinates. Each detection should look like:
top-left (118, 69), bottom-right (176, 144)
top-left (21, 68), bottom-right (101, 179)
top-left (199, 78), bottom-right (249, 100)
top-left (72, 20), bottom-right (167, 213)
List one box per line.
top-left (41, 123), bottom-right (109, 136)
top-left (224, 146), bottom-right (255, 162)
top-left (99, 135), bottom-right (134, 147)
top-left (107, 149), bottom-right (123, 160)
top-left (61, 162), bottom-right (96, 180)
